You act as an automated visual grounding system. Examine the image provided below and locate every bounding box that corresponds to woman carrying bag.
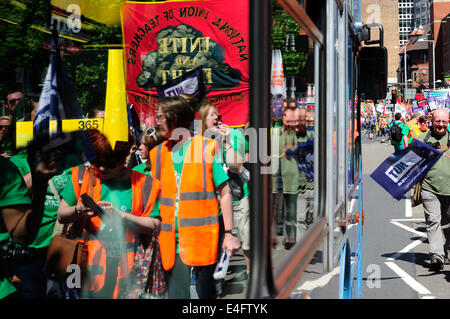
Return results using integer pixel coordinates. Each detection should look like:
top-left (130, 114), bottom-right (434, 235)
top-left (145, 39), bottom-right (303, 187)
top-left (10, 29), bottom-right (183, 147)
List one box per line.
top-left (57, 129), bottom-right (162, 299)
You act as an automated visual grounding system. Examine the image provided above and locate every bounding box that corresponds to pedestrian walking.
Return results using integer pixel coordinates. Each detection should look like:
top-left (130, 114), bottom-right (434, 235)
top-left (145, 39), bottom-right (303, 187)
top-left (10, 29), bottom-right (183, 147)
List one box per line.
top-left (416, 109), bottom-right (450, 271)
top-left (389, 113), bottom-right (410, 152)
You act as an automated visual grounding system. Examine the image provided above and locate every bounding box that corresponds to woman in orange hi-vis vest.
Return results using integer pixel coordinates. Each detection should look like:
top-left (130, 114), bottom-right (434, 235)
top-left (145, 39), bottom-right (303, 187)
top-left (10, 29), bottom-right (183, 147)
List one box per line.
top-left (57, 129), bottom-right (161, 299)
top-left (149, 95), bottom-right (241, 299)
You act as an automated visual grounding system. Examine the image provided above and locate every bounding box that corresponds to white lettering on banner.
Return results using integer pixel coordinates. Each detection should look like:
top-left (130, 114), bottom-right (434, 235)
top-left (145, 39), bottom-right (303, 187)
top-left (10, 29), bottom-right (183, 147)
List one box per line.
top-left (385, 151), bottom-right (423, 183)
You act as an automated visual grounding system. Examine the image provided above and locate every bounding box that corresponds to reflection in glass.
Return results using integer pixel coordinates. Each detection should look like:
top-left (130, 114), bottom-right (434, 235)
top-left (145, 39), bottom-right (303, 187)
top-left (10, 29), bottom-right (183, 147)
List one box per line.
top-left (270, 3), bottom-right (317, 268)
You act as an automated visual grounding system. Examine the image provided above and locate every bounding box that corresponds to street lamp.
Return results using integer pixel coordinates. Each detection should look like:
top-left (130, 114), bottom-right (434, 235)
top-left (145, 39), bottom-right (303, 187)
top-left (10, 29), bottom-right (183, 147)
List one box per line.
top-left (418, 38), bottom-right (435, 90)
top-left (398, 41), bottom-right (414, 93)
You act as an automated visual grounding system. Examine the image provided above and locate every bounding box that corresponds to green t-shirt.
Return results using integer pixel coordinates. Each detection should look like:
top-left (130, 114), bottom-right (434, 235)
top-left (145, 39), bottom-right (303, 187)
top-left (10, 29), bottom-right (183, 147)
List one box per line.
top-left (61, 169), bottom-right (160, 229)
top-left (9, 153), bottom-right (30, 177)
top-left (0, 156), bottom-right (31, 299)
top-left (7, 156), bottom-right (67, 249)
top-left (61, 172), bottom-right (133, 232)
top-left (224, 128), bottom-right (249, 201)
top-left (32, 169), bottom-right (71, 249)
top-left (132, 162), bottom-right (150, 176)
top-left (389, 121), bottom-right (411, 151)
top-left (417, 131), bottom-right (450, 195)
top-left (152, 138), bottom-right (228, 253)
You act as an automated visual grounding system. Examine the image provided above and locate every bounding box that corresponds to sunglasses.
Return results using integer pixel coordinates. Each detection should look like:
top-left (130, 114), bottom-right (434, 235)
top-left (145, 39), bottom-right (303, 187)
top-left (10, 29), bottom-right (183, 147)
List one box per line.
top-left (93, 160), bottom-right (119, 169)
top-left (7, 99), bottom-right (20, 105)
top-left (0, 125), bottom-right (9, 130)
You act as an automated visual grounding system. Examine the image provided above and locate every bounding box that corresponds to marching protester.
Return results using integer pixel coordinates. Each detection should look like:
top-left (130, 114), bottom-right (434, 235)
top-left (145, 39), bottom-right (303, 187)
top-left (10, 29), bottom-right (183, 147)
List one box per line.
top-left (150, 95), bottom-right (240, 299)
top-left (272, 106), bottom-right (301, 250)
top-left (389, 112), bottom-right (410, 152)
top-left (406, 112), bottom-right (422, 141)
top-left (294, 108), bottom-right (314, 241)
top-left (133, 127), bottom-right (165, 176)
top-left (418, 115), bottom-right (430, 134)
top-left (0, 149), bottom-right (56, 299)
top-left (4, 89), bottom-right (23, 119)
top-left (416, 109), bottom-right (450, 271)
top-left (0, 115), bottom-right (13, 157)
top-left (198, 103), bottom-right (250, 284)
top-left (57, 129), bottom-right (162, 298)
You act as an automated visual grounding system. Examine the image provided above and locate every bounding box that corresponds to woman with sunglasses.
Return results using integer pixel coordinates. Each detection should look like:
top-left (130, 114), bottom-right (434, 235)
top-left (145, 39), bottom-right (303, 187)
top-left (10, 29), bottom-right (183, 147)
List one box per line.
top-left (57, 129), bottom-right (161, 298)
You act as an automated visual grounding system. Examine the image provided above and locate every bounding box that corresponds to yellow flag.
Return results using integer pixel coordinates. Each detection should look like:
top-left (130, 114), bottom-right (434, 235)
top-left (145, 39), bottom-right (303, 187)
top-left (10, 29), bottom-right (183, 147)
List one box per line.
top-left (103, 49), bottom-right (129, 150)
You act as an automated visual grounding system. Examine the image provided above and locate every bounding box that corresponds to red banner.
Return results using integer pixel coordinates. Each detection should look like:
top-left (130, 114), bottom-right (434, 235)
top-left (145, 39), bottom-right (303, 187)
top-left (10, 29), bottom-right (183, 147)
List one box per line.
top-left (121, 0), bottom-right (249, 128)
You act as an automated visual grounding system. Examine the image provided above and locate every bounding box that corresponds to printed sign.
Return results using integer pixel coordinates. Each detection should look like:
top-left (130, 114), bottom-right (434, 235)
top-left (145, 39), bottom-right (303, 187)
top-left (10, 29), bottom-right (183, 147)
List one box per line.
top-left (425, 90), bottom-right (450, 110)
top-left (16, 118), bottom-right (104, 148)
top-left (370, 139), bottom-right (443, 200)
top-left (121, 0), bottom-right (249, 128)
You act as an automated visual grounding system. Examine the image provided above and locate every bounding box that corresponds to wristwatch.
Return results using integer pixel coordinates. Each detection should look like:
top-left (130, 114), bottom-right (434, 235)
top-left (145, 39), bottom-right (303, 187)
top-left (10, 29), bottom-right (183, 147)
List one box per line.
top-left (74, 205), bottom-right (83, 215)
top-left (224, 228), bottom-right (239, 236)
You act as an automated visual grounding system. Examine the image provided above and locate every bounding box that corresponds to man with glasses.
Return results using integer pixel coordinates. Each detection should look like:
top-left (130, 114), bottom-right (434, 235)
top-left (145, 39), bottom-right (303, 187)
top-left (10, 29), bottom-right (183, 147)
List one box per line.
top-left (416, 109), bottom-right (450, 271)
top-left (5, 90), bottom-right (23, 115)
top-left (0, 116), bottom-right (12, 157)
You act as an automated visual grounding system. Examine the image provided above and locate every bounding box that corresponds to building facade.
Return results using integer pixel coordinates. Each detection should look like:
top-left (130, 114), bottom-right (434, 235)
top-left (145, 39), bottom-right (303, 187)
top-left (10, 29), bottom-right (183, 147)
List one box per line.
top-left (413, 0), bottom-right (431, 28)
top-left (430, 0), bottom-right (450, 87)
top-left (399, 0), bottom-right (415, 45)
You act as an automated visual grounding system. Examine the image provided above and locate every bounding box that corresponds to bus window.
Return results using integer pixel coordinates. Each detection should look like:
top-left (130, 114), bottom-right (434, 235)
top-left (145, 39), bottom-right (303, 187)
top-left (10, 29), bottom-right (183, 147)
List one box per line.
top-left (270, 1), bottom-right (321, 277)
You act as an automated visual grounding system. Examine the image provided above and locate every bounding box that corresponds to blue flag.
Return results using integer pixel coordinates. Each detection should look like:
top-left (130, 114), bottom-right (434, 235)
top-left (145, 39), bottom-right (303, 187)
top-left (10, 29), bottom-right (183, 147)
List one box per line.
top-left (34, 30), bottom-right (84, 140)
top-left (285, 138), bottom-right (314, 182)
top-left (370, 139), bottom-right (443, 200)
top-left (29, 29), bottom-right (95, 172)
top-left (127, 103), bottom-right (141, 145)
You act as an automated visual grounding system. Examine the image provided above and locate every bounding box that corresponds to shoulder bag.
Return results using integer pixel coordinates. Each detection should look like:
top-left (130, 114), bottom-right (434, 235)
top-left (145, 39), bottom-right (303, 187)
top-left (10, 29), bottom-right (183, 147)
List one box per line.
top-left (44, 168), bottom-right (94, 282)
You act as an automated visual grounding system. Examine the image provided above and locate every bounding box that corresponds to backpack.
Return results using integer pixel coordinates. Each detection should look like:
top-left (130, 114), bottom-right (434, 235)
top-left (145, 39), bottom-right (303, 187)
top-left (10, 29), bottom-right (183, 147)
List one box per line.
top-left (390, 122), bottom-right (403, 142)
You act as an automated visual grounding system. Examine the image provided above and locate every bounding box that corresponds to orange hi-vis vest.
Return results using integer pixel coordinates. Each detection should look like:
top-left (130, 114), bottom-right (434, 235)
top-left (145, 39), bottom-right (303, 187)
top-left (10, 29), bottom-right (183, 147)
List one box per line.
top-left (70, 165), bottom-right (160, 298)
top-left (150, 135), bottom-right (220, 271)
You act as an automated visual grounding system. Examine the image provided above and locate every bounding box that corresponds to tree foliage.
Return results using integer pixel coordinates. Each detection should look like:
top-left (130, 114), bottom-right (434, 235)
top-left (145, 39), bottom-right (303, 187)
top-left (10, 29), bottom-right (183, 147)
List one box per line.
top-left (271, 1), bottom-right (307, 76)
top-left (63, 24), bottom-right (122, 115)
top-left (0, 0), bottom-right (51, 96)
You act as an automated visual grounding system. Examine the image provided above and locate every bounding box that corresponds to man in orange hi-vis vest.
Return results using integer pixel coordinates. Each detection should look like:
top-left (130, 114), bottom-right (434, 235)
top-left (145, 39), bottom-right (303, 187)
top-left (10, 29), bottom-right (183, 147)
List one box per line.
top-left (150, 95), bottom-right (241, 299)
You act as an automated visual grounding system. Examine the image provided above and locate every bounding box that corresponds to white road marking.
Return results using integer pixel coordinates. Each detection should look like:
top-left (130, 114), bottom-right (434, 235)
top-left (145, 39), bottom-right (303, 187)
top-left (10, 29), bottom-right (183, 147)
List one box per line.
top-left (294, 266), bottom-right (340, 292)
top-left (390, 221), bottom-right (426, 237)
top-left (391, 218), bottom-right (425, 222)
top-left (385, 262), bottom-right (432, 295)
top-left (386, 220), bottom-right (434, 298)
top-left (405, 199), bottom-right (412, 217)
top-left (386, 238), bottom-right (427, 261)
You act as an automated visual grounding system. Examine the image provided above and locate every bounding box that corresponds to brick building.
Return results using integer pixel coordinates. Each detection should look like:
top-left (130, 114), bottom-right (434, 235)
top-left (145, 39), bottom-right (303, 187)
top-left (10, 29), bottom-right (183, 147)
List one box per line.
top-left (443, 13), bottom-right (450, 85)
top-left (429, 0), bottom-right (450, 87)
top-left (361, 0), bottom-right (400, 85)
top-left (398, 27), bottom-right (430, 89)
